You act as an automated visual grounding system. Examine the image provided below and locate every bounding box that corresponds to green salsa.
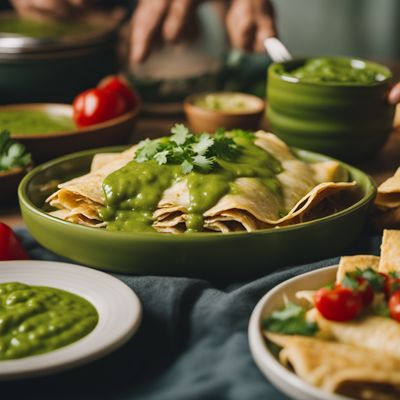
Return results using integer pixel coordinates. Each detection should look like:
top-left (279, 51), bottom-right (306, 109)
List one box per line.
top-left (100, 132), bottom-right (283, 233)
top-left (284, 57), bottom-right (387, 85)
top-left (0, 17), bottom-right (98, 39)
top-left (194, 93), bottom-right (252, 112)
top-left (0, 282), bottom-right (98, 360)
top-left (0, 110), bottom-right (75, 135)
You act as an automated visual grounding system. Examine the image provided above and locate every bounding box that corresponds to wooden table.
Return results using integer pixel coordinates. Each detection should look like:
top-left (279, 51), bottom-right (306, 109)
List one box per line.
top-left (2, 107), bottom-right (400, 229)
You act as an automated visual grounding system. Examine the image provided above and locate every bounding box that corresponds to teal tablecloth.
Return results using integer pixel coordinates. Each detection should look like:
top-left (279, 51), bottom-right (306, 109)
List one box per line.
top-left (3, 230), bottom-right (381, 400)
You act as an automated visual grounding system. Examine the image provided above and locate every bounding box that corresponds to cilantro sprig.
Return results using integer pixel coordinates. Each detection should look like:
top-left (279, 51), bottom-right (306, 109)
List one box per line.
top-left (135, 124), bottom-right (241, 174)
top-left (343, 267), bottom-right (386, 292)
top-left (263, 301), bottom-right (318, 336)
top-left (0, 130), bottom-right (31, 172)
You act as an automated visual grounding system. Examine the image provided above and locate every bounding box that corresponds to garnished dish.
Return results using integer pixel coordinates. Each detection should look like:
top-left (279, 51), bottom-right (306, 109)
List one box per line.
top-left (262, 229), bottom-right (400, 400)
top-left (280, 57), bottom-right (387, 85)
top-left (0, 110), bottom-right (75, 135)
top-left (0, 282), bottom-right (98, 360)
top-left (45, 125), bottom-right (358, 234)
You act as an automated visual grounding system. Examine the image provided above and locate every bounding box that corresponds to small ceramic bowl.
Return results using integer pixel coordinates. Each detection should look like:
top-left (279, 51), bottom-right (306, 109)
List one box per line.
top-left (0, 165), bottom-right (32, 204)
top-left (184, 92), bottom-right (265, 133)
top-left (1, 103), bottom-right (140, 163)
top-left (267, 57), bottom-right (394, 161)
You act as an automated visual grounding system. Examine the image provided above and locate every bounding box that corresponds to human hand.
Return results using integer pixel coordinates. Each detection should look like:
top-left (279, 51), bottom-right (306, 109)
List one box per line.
top-left (388, 83), bottom-right (400, 105)
top-left (226, 0), bottom-right (277, 53)
top-left (130, 0), bottom-right (199, 63)
top-left (11, 0), bottom-right (93, 20)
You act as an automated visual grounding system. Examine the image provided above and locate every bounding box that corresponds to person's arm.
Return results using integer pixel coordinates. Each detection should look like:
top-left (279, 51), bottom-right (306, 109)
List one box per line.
top-left (225, 0), bottom-right (277, 52)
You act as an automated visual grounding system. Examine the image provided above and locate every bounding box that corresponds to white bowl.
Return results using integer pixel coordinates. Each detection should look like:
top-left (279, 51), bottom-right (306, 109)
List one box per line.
top-left (248, 265), bottom-right (353, 400)
top-left (0, 260), bottom-right (142, 380)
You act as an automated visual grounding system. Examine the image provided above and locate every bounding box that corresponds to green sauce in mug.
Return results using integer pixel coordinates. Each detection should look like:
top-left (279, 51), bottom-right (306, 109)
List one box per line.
top-left (0, 282), bottom-right (98, 360)
top-left (285, 57), bottom-right (387, 85)
top-left (0, 110), bottom-right (75, 135)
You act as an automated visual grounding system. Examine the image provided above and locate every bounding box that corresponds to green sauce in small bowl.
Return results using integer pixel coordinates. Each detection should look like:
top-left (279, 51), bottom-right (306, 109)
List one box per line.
top-left (0, 110), bottom-right (75, 135)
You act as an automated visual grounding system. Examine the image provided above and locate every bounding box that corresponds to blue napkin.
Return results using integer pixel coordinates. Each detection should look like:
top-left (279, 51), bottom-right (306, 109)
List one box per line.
top-left (3, 229), bottom-right (381, 400)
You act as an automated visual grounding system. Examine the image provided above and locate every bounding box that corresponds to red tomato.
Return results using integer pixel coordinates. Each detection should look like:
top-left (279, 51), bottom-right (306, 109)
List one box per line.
top-left (389, 291), bottom-right (400, 322)
top-left (356, 277), bottom-right (374, 307)
top-left (98, 75), bottom-right (138, 111)
top-left (73, 88), bottom-right (126, 127)
top-left (0, 223), bottom-right (29, 261)
top-left (384, 277), bottom-right (400, 297)
top-left (314, 285), bottom-right (363, 321)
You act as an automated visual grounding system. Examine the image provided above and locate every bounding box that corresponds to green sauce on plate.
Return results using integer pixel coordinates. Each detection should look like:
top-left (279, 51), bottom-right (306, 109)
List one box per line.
top-left (285, 57), bottom-right (386, 85)
top-left (0, 282), bottom-right (98, 360)
top-left (100, 132), bottom-right (283, 233)
top-left (0, 110), bottom-right (75, 135)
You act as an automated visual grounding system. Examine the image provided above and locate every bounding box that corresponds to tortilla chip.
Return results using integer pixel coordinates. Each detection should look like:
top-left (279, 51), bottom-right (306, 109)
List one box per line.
top-left (266, 333), bottom-right (400, 399)
top-left (336, 255), bottom-right (380, 282)
top-left (376, 168), bottom-right (400, 208)
top-left (379, 229), bottom-right (400, 273)
top-left (313, 313), bottom-right (400, 359)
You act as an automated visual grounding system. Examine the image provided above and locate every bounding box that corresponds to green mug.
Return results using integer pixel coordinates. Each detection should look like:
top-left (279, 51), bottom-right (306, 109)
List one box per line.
top-left (267, 57), bottom-right (394, 161)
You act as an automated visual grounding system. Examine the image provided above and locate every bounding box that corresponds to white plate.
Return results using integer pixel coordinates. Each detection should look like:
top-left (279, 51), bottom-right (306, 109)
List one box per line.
top-left (0, 260), bottom-right (142, 380)
top-left (248, 265), bottom-right (354, 400)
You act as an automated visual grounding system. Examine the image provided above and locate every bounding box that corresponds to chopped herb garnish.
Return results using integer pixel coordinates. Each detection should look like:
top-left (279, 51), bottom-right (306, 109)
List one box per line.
top-left (263, 301), bottom-right (318, 336)
top-left (373, 302), bottom-right (391, 318)
top-left (343, 267), bottom-right (386, 292)
top-left (135, 124), bottom-right (241, 174)
top-left (342, 274), bottom-right (359, 290)
top-left (0, 130), bottom-right (31, 172)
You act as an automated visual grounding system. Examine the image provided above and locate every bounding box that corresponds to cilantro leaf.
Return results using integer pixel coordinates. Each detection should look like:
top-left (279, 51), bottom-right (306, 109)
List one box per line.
top-left (342, 274), bottom-right (359, 290)
top-left (373, 302), bottom-right (390, 318)
top-left (154, 150), bottom-right (169, 165)
top-left (170, 124), bottom-right (191, 145)
top-left (350, 267), bottom-right (386, 292)
top-left (263, 302), bottom-right (318, 336)
top-left (193, 154), bottom-right (213, 171)
top-left (192, 134), bottom-right (214, 155)
top-left (136, 139), bottom-right (160, 163)
top-left (181, 159), bottom-right (193, 174)
top-left (0, 130), bottom-right (31, 171)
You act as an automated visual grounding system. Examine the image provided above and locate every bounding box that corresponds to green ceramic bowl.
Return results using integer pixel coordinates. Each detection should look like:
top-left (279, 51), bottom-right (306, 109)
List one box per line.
top-left (267, 57), bottom-right (394, 161)
top-left (19, 146), bottom-right (376, 279)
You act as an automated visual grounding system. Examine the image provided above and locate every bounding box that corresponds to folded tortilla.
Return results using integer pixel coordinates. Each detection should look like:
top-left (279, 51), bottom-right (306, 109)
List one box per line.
top-left (46, 131), bottom-right (357, 233)
top-left (267, 333), bottom-right (400, 400)
top-left (375, 168), bottom-right (400, 228)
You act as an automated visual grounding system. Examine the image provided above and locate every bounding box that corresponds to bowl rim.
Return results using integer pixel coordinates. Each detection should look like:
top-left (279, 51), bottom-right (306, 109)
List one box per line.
top-left (269, 56), bottom-right (393, 87)
top-left (248, 264), bottom-right (352, 400)
top-left (184, 91), bottom-right (265, 117)
top-left (2, 102), bottom-right (141, 140)
top-left (18, 145), bottom-right (376, 241)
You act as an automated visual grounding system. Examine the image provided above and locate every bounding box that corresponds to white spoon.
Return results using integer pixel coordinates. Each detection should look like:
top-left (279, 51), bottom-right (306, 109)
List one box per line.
top-left (264, 37), bottom-right (292, 63)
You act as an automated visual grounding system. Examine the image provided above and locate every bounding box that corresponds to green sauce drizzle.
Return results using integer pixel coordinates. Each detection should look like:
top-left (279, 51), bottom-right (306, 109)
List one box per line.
top-left (0, 282), bottom-right (98, 360)
top-left (100, 128), bottom-right (283, 233)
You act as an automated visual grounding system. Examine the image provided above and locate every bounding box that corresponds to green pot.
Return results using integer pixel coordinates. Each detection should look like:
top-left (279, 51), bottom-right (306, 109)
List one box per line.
top-left (19, 146), bottom-right (375, 279)
top-left (267, 58), bottom-right (394, 161)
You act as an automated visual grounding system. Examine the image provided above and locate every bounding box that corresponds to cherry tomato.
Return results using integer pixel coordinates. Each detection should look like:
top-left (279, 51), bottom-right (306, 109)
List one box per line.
top-left (98, 75), bottom-right (138, 111)
top-left (384, 277), bottom-right (400, 297)
top-left (314, 285), bottom-right (363, 321)
top-left (73, 88), bottom-right (126, 127)
top-left (389, 291), bottom-right (400, 321)
top-left (0, 223), bottom-right (29, 261)
top-left (356, 277), bottom-right (374, 307)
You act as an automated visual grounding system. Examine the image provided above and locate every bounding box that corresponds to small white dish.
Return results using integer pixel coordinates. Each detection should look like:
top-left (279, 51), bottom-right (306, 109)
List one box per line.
top-left (0, 260), bottom-right (142, 380)
top-left (248, 265), bottom-right (353, 400)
